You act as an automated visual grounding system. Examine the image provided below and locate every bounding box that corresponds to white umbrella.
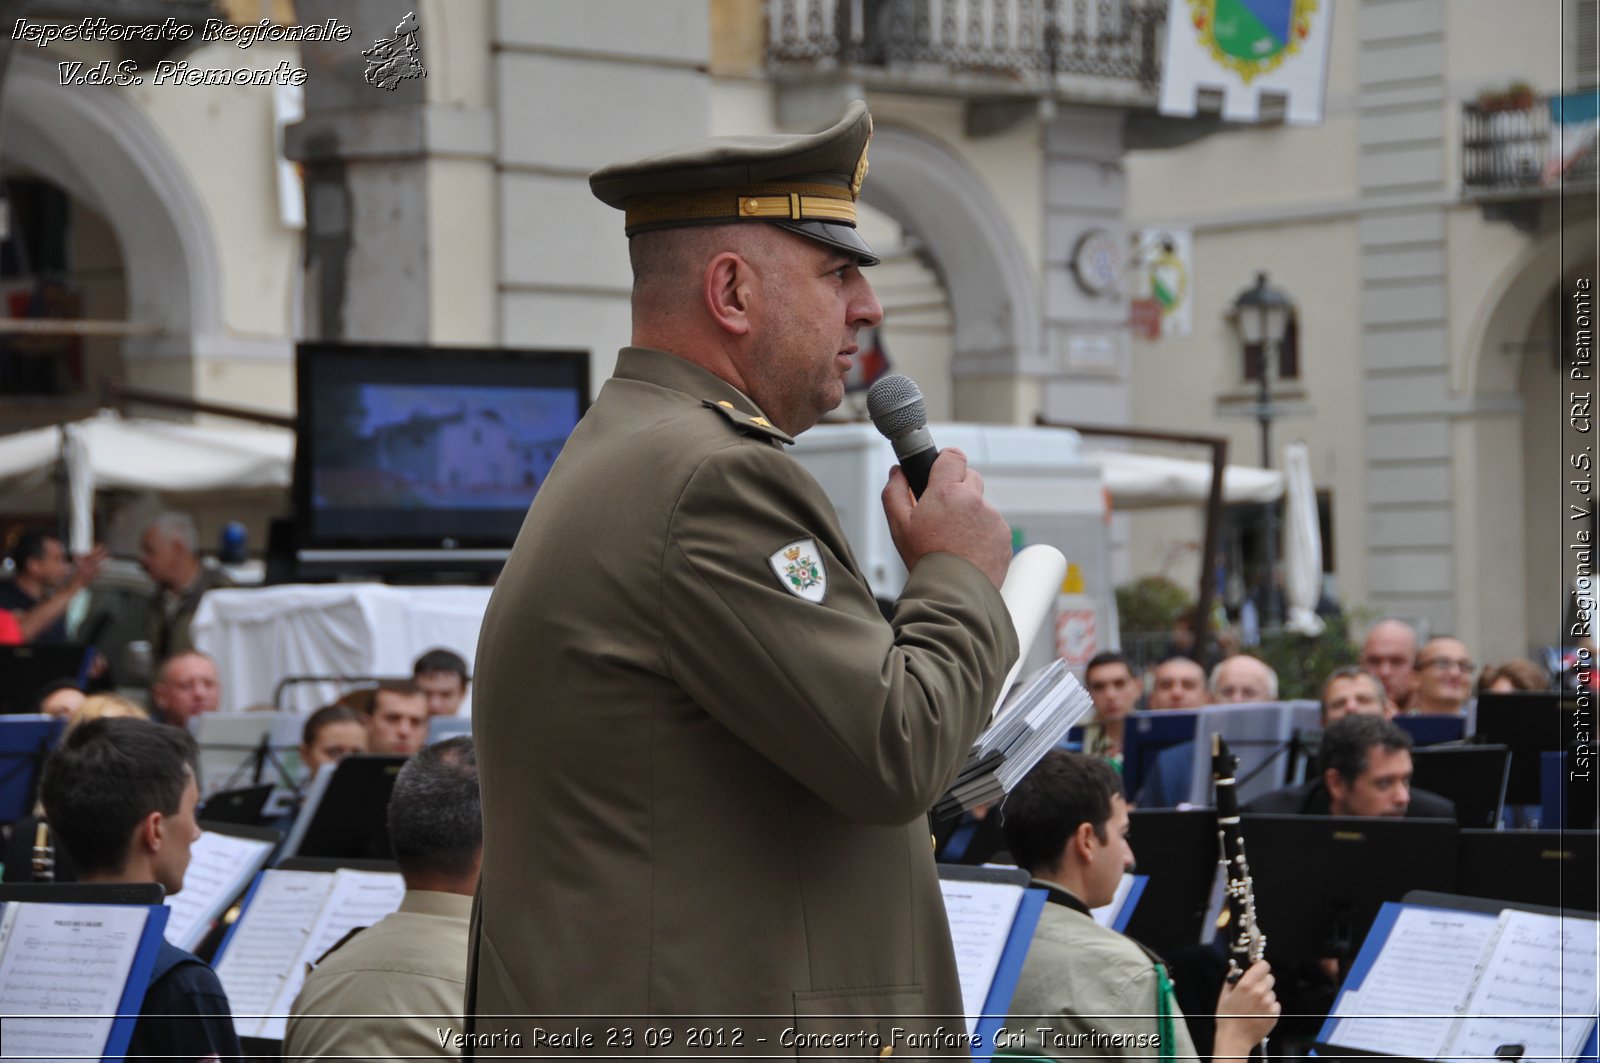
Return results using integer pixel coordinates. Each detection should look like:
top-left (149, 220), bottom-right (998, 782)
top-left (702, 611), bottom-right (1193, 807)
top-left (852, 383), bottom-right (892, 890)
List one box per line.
top-left (1282, 441), bottom-right (1324, 636)
top-left (1080, 446), bottom-right (1285, 509)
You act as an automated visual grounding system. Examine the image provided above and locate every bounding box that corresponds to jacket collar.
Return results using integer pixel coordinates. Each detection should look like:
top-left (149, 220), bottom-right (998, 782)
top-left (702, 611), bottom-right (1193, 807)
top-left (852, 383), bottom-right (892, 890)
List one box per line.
top-left (614, 346), bottom-right (770, 419)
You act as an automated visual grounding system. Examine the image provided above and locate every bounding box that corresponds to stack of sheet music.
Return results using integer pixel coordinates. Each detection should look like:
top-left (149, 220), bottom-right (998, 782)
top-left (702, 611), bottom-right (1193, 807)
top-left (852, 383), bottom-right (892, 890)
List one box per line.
top-left (935, 659), bottom-right (1093, 819)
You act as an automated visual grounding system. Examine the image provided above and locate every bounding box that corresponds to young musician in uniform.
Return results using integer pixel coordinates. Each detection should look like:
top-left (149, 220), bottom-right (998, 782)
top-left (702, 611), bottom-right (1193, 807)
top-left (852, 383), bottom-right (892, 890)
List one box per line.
top-left (39, 717), bottom-right (242, 1062)
top-left (1002, 751), bottom-right (1278, 1060)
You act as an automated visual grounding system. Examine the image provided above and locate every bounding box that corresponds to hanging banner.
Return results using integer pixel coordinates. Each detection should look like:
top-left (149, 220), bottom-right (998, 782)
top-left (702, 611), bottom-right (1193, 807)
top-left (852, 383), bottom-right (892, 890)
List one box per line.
top-left (1158, 0), bottom-right (1335, 125)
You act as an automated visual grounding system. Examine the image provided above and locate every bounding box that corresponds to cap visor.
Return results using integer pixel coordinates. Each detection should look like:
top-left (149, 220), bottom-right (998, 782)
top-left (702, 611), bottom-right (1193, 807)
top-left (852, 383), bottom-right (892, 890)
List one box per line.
top-left (773, 220), bottom-right (880, 267)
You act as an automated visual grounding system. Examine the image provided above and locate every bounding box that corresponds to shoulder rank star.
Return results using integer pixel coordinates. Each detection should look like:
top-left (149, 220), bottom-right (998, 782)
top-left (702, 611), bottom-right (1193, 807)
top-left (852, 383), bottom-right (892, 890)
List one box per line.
top-left (769, 539), bottom-right (827, 603)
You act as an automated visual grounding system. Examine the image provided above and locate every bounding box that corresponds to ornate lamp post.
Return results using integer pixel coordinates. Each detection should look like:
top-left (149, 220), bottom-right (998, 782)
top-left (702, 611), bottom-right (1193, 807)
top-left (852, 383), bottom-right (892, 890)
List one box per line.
top-left (1231, 272), bottom-right (1294, 630)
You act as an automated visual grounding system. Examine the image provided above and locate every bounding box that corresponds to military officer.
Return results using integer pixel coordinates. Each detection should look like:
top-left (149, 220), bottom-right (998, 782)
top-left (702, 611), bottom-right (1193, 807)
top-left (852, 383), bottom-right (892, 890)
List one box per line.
top-left (467, 101), bottom-right (1019, 1058)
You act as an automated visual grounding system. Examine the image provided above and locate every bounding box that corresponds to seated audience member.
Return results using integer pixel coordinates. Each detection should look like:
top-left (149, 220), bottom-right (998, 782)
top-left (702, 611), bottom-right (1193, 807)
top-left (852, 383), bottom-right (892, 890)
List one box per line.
top-left (1361, 618), bottom-right (1419, 712)
top-left (1150, 656), bottom-right (1208, 709)
top-left (363, 680), bottom-right (428, 756)
top-left (1476, 657), bottom-right (1551, 695)
top-left (1002, 751), bottom-right (1278, 1061)
top-left (36, 679), bottom-right (85, 718)
top-left (1320, 666), bottom-right (1391, 726)
top-left (1081, 651), bottom-right (1140, 768)
top-left (285, 737), bottom-right (480, 1061)
top-left (149, 651), bottom-right (222, 729)
top-left (1141, 655), bottom-right (1281, 808)
top-left (299, 704), bottom-right (369, 781)
top-left (1412, 637), bottom-right (1473, 716)
top-left (1243, 714), bottom-right (1454, 818)
top-left (139, 512), bottom-right (232, 661)
top-left (413, 647), bottom-right (471, 717)
top-left (1210, 655), bottom-right (1277, 704)
top-left (0, 528), bottom-right (107, 643)
top-left (38, 718), bottom-right (243, 1061)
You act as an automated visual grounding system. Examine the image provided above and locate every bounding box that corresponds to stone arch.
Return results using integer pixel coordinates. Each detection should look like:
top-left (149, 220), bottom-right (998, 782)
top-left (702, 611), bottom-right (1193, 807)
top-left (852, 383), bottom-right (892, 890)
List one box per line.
top-left (3, 53), bottom-right (222, 373)
top-left (860, 122), bottom-right (1040, 373)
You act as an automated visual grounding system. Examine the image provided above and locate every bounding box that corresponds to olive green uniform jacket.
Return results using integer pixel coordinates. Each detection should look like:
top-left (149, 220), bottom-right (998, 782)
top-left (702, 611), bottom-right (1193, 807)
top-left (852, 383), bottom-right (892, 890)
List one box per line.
top-left (467, 347), bottom-right (1018, 1057)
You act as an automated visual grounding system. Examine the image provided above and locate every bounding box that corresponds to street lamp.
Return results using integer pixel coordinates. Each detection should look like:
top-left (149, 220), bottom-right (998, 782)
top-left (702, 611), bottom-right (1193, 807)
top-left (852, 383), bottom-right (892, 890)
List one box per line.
top-left (1231, 272), bottom-right (1295, 630)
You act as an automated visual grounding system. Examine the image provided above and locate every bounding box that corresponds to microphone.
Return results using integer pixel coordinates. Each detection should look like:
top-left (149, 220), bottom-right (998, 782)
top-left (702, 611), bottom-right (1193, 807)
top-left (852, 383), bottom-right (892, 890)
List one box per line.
top-left (867, 374), bottom-right (938, 498)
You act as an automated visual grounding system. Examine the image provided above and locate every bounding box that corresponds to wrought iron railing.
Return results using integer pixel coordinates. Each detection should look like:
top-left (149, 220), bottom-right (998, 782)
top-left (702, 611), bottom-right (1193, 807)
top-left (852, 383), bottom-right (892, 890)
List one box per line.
top-left (767, 0), bottom-right (1166, 91)
top-left (1462, 94), bottom-right (1598, 194)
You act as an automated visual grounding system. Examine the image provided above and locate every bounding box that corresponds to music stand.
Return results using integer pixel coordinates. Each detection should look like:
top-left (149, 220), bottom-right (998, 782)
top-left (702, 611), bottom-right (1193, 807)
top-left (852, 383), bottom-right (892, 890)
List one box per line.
top-left (198, 784), bottom-right (276, 827)
top-left (0, 882), bottom-right (164, 904)
top-left (1393, 713), bottom-right (1466, 747)
top-left (191, 711), bottom-right (305, 797)
top-left (277, 754), bottom-right (406, 863)
top-left (1457, 828), bottom-right (1598, 913)
top-left (1408, 744), bottom-right (1511, 829)
top-left (1123, 808), bottom-right (1219, 953)
top-left (0, 645), bottom-right (90, 714)
top-left (0, 716), bottom-right (66, 822)
top-left (1474, 691), bottom-right (1575, 805)
top-left (1121, 711), bottom-right (1198, 797)
top-left (1239, 813), bottom-right (1458, 975)
top-left (1542, 751), bottom-right (1600, 830)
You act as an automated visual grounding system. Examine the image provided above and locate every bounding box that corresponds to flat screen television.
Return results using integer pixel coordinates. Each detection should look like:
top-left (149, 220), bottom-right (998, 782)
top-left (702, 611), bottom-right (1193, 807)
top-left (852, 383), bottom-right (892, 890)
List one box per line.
top-left (293, 343), bottom-right (588, 562)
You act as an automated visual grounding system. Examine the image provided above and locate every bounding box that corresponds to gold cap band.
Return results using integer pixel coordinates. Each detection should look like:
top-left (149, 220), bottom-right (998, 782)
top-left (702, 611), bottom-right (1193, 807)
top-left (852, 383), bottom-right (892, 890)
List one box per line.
top-left (625, 183), bottom-right (857, 233)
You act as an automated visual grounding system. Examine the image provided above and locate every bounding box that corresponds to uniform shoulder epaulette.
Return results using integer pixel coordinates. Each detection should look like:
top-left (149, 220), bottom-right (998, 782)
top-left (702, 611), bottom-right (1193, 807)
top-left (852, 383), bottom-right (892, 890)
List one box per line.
top-left (702, 399), bottom-right (795, 445)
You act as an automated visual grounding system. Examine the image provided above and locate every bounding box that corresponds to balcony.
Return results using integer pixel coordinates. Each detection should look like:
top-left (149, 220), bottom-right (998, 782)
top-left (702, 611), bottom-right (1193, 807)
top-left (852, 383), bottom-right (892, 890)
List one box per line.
top-left (1462, 91), bottom-right (1598, 227)
top-left (766, 0), bottom-right (1166, 107)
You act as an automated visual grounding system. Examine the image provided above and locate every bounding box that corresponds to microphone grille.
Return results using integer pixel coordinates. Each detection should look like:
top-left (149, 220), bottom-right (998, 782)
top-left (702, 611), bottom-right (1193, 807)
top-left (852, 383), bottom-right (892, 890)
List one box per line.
top-left (866, 374), bottom-right (927, 437)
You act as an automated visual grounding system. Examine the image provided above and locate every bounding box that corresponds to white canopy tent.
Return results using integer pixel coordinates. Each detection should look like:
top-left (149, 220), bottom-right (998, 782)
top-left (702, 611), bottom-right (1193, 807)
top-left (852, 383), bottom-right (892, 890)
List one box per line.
top-left (1082, 446), bottom-right (1284, 510)
top-left (0, 410), bottom-right (294, 550)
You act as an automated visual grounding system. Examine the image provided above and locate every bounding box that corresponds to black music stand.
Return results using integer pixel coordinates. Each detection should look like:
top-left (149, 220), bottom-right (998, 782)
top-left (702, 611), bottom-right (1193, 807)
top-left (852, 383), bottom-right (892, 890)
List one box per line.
top-left (1408, 744), bottom-right (1511, 829)
top-left (277, 754), bottom-right (406, 863)
top-left (1457, 828), bottom-right (1599, 913)
top-left (1240, 813), bottom-right (1459, 974)
top-left (1474, 691), bottom-right (1575, 805)
top-left (1123, 808), bottom-right (1219, 953)
top-left (198, 784), bottom-right (276, 827)
top-left (0, 882), bottom-right (164, 904)
top-left (0, 644), bottom-right (90, 714)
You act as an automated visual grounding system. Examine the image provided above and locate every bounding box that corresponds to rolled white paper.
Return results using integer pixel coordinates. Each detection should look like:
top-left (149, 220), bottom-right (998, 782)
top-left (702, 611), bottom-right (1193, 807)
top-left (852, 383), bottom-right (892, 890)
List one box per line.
top-left (992, 544), bottom-right (1068, 717)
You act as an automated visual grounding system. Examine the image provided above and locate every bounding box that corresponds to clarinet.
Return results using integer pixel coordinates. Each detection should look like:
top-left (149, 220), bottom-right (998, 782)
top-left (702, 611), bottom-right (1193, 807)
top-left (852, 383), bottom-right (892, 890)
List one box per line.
top-left (1213, 734), bottom-right (1268, 1055)
top-left (1212, 734), bottom-right (1264, 977)
top-left (31, 821), bottom-right (55, 883)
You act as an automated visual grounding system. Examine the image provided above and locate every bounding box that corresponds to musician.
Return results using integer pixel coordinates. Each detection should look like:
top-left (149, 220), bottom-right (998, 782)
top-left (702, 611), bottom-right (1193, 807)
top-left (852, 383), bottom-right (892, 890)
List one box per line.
top-left (1243, 714), bottom-right (1455, 818)
top-left (39, 717), bottom-right (242, 1062)
top-left (285, 737), bottom-right (479, 1061)
top-left (1003, 751), bottom-right (1279, 1060)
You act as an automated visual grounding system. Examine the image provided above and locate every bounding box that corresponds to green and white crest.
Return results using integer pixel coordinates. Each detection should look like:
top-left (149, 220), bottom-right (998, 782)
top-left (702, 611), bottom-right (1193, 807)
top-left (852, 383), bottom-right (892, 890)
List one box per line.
top-left (769, 539), bottom-right (827, 603)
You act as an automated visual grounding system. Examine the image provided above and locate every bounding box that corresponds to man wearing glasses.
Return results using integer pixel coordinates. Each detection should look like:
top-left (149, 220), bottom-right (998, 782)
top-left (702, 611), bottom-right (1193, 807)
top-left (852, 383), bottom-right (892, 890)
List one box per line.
top-left (1412, 636), bottom-right (1475, 716)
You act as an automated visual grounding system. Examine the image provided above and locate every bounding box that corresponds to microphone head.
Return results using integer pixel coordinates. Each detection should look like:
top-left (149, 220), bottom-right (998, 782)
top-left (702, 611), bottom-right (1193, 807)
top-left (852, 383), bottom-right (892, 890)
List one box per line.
top-left (866, 374), bottom-right (927, 439)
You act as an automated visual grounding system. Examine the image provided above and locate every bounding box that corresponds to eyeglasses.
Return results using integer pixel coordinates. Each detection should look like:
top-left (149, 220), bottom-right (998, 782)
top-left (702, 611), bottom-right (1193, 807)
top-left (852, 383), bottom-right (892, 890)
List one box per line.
top-left (1419, 658), bottom-right (1474, 675)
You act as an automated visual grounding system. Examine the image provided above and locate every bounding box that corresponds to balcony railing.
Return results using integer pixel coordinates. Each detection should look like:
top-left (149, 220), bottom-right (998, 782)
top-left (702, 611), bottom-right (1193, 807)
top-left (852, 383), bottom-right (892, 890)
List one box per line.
top-left (1462, 93), bottom-right (1598, 195)
top-left (767, 0), bottom-right (1166, 93)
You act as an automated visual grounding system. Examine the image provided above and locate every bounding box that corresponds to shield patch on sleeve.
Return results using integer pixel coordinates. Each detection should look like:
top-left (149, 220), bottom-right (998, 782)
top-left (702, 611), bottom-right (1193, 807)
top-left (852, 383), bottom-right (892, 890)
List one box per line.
top-left (769, 538), bottom-right (827, 603)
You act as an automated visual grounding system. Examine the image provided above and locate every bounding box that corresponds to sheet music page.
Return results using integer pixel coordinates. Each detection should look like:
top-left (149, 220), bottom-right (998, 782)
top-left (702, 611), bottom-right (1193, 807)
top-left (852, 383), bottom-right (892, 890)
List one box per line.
top-left (0, 902), bottom-right (151, 1059)
top-left (1091, 874), bottom-right (1137, 929)
top-left (257, 869), bottom-right (406, 1041)
top-left (1444, 910), bottom-right (1600, 1063)
top-left (940, 879), bottom-right (1025, 1037)
top-left (163, 831), bottom-right (276, 951)
top-left (213, 869), bottom-right (335, 1038)
top-left (1326, 906), bottom-right (1500, 1057)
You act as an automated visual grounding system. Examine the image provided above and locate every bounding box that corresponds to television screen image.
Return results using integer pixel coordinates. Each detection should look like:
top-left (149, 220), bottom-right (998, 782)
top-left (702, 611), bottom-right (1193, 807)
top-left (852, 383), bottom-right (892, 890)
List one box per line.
top-left (295, 344), bottom-right (588, 553)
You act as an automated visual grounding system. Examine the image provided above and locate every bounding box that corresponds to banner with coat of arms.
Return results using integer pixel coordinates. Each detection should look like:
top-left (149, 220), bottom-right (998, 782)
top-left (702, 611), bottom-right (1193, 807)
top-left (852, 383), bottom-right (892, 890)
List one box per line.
top-left (1158, 0), bottom-right (1335, 125)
